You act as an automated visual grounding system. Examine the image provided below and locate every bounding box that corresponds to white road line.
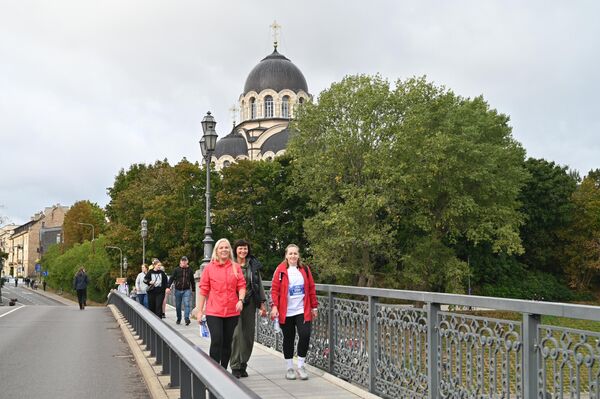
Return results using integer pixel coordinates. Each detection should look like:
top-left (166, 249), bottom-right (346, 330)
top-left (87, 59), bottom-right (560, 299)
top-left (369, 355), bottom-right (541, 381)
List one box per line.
top-left (0, 304), bottom-right (26, 318)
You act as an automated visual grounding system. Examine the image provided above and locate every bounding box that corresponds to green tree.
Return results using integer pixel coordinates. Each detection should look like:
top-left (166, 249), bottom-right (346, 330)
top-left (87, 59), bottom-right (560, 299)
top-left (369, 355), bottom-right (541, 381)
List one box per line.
top-left (563, 169), bottom-right (600, 289)
top-left (289, 75), bottom-right (528, 291)
top-left (213, 156), bottom-right (310, 275)
top-left (517, 158), bottom-right (577, 274)
top-left (105, 159), bottom-right (218, 271)
top-left (63, 200), bottom-right (106, 249)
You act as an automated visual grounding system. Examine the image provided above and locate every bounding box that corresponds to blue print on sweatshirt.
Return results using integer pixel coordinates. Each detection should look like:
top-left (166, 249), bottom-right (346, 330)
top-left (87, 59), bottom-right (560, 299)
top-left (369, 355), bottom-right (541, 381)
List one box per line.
top-left (289, 285), bottom-right (305, 296)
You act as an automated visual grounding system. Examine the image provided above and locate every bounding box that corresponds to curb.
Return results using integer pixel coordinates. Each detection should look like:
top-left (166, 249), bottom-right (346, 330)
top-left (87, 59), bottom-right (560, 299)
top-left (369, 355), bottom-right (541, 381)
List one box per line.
top-left (21, 285), bottom-right (76, 306)
top-left (108, 304), bottom-right (172, 399)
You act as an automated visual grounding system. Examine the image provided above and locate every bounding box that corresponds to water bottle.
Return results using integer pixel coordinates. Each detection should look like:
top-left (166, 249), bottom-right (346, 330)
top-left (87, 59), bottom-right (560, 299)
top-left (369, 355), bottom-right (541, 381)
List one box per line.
top-left (273, 318), bottom-right (281, 333)
top-left (200, 316), bottom-right (210, 338)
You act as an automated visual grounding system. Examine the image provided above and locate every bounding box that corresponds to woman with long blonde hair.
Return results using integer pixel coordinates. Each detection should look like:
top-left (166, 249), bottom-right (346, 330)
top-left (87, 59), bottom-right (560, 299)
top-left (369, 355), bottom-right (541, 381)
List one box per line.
top-left (196, 238), bottom-right (246, 371)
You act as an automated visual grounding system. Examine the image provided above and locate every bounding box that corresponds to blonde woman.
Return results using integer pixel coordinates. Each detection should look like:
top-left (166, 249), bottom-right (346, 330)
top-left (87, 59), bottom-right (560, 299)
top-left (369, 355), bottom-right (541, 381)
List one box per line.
top-left (197, 238), bottom-right (246, 370)
top-left (144, 260), bottom-right (168, 318)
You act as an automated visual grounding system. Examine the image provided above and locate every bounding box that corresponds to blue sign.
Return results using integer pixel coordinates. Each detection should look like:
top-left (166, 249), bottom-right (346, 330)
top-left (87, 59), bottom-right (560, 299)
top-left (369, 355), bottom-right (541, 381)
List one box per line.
top-left (42, 271), bottom-right (49, 276)
top-left (35, 263), bottom-right (42, 272)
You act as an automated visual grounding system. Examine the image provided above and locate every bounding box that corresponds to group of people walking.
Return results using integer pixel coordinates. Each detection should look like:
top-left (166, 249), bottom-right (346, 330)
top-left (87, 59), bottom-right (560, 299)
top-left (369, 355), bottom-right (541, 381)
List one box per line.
top-left (133, 257), bottom-right (195, 325)
top-left (197, 239), bottom-right (318, 381)
top-left (126, 239), bottom-right (318, 381)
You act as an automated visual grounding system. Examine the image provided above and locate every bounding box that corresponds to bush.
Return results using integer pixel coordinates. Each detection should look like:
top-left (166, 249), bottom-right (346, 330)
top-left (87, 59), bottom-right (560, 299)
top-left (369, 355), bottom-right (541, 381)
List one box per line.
top-left (480, 269), bottom-right (574, 302)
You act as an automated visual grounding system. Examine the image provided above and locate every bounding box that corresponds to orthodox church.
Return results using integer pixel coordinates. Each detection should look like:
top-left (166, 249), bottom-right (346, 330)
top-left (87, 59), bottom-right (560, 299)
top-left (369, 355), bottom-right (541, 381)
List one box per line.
top-left (212, 23), bottom-right (311, 169)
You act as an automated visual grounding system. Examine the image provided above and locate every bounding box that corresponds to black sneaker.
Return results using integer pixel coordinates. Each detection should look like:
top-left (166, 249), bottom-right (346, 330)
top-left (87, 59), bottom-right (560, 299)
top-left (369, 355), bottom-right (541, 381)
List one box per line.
top-left (240, 369), bottom-right (249, 378)
top-left (232, 369), bottom-right (241, 379)
top-left (176, 319), bottom-right (181, 325)
top-left (185, 318), bottom-right (190, 326)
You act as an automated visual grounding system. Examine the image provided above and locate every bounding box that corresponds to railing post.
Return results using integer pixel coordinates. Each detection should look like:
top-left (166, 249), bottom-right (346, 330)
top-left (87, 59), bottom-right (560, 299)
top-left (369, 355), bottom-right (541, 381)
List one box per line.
top-left (368, 295), bottom-right (378, 394)
top-left (169, 353), bottom-right (180, 388)
top-left (162, 344), bottom-right (170, 375)
top-left (328, 291), bottom-right (334, 374)
top-left (180, 362), bottom-right (192, 399)
top-left (523, 313), bottom-right (540, 398)
top-left (427, 302), bottom-right (440, 399)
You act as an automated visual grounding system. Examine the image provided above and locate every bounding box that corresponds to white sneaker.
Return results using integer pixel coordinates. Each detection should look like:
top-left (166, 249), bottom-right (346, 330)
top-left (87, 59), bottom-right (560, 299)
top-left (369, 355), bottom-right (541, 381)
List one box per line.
top-left (297, 366), bottom-right (308, 380)
top-left (286, 368), bottom-right (296, 380)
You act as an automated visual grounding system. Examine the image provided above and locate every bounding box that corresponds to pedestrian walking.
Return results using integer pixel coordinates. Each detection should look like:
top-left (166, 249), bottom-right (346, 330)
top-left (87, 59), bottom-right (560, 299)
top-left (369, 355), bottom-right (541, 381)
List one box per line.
top-left (196, 238), bottom-right (246, 371)
top-left (135, 264), bottom-right (149, 308)
top-left (144, 260), bottom-right (168, 318)
top-left (230, 239), bottom-right (267, 378)
top-left (167, 256), bottom-right (195, 325)
top-left (73, 267), bottom-right (89, 310)
top-left (42, 280), bottom-right (47, 291)
top-left (270, 244), bottom-right (318, 381)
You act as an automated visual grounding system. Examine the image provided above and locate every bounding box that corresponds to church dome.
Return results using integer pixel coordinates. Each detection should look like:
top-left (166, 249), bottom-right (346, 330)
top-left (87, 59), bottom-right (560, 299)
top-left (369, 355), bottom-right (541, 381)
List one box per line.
top-left (261, 128), bottom-right (289, 154)
top-left (243, 49), bottom-right (308, 95)
top-left (214, 132), bottom-right (248, 159)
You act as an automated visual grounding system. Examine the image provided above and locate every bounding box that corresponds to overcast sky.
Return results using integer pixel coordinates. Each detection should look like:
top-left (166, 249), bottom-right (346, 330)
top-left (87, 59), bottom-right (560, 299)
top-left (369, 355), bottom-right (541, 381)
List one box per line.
top-left (1, 1), bottom-right (599, 225)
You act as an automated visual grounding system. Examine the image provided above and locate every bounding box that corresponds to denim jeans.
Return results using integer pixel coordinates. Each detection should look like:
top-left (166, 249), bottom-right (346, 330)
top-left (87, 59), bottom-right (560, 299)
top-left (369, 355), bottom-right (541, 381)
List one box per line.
top-left (174, 289), bottom-right (192, 321)
top-left (137, 293), bottom-right (148, 308)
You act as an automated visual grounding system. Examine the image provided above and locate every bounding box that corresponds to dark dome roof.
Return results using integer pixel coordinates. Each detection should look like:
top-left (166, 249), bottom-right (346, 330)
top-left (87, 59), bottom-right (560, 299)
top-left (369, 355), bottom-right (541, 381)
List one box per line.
top-left (261, 129), bottom-right (289, 154)
top-left (214, 132), bottom-right (248, 159)
top-left (244, 49), bottom-right (308, 95)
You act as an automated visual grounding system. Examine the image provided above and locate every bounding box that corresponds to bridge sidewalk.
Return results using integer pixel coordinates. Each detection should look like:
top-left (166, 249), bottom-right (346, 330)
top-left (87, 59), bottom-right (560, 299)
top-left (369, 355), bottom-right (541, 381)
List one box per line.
top-left (164, 304), bottom-right (379, 399)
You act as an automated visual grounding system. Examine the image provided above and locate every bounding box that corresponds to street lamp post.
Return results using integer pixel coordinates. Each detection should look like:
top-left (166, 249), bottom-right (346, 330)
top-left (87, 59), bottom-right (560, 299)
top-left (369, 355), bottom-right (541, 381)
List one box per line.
top-left (76, 222), bottom-right (95, 254)
top-left (141, 219), bottom-right (147, 266)
top-left (105, 246), bottom-right (123, 278)
top-left (123, 257), bottom-right (128, 277)
top-left (199, 111), bottom-right (218, 273)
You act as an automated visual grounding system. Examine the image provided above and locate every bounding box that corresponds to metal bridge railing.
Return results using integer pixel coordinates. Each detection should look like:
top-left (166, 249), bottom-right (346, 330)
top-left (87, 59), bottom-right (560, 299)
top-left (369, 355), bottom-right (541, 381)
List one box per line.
top-left (257, 282), bottom-right (600, 399)
top-left (108, 291), bottom-right (260, 399)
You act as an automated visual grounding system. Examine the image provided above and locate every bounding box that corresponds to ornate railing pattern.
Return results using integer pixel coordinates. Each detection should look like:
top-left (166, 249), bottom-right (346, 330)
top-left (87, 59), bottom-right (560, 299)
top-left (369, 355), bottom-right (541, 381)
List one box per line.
top-left (256, 283), bottom-right (600, 399)
top-left (538, 325), bottom-right (600, 397)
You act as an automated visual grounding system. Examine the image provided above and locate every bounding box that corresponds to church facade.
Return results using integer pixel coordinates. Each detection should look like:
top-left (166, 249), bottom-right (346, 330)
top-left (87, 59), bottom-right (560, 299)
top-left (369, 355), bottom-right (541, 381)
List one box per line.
top-left (212, 41), bottom-right (311, 169)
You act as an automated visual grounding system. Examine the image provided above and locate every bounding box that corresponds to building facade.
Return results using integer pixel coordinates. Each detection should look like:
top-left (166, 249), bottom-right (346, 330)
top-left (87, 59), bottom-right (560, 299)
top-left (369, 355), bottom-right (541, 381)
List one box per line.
top-left (212, 43), bottom-right (311, 169)
top-left (1, 204), bottom-right (68, 278)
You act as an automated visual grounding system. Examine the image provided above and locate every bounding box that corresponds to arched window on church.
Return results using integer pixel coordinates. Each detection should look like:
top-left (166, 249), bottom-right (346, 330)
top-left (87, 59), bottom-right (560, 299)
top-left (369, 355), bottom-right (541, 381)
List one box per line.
top-left (281, 95), bottom-right (290, 118)
top-left (223, 160), bottom-right (231, 168)
top-left (298, 97), bottom-right (305, 105)
top-left (264, 96), bottom-right (273, 118)
top-left (250, 97), bottom-right (256, 119)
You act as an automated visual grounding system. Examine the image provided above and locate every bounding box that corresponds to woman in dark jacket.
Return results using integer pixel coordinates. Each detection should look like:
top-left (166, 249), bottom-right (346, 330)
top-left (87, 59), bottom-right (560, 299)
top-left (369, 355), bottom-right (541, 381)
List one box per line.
top-left (144, 261), bottom-right (169, 318)
top-left (230, 239), bottom-right (267, 378)
top-left (73, 267), bottom-right (89, 310)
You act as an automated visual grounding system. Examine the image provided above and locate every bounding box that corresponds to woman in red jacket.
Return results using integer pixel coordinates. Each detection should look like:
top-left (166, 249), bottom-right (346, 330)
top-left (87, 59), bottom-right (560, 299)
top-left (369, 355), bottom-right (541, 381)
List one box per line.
top-left (270, 244), bottom-right (318, 381)
top-left (197, 238), bottom-right (246, 370)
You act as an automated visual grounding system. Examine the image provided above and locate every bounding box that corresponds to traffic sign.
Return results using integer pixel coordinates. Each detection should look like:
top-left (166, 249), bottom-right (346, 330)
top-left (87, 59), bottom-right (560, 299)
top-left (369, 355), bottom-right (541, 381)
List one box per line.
top-left (42, 271), bottom-right (49, 276)
top-left (35, 263), bottom-right (42, 272)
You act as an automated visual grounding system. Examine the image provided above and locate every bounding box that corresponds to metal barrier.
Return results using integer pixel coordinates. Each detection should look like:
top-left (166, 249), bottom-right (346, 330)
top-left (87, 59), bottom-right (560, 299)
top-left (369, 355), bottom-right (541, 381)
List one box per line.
top-left (107, 291), bottom-right (260, 399)
top-left (257, 282), bottom-right (600, 399)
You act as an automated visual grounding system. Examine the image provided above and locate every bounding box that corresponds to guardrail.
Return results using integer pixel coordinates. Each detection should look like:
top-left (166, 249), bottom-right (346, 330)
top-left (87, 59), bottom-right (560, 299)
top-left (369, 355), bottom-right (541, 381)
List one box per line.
top-left (107, 291), bottom-right (260, 399)
top-left (257, 282), bottom-right (600, 399)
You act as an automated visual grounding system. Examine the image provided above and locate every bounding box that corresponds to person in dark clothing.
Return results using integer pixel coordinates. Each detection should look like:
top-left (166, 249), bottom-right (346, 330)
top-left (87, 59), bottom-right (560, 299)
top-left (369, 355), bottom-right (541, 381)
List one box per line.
top-left (144, 261), bottom-right (168, 318)
top-left (230, 239), bottom-right (267, 378)
top-left (167, 256), bottom-right (196, 325)
top-left (73, 267), bottom-right (89, 310)
top-left (42, 280), bottom-right (47, 291)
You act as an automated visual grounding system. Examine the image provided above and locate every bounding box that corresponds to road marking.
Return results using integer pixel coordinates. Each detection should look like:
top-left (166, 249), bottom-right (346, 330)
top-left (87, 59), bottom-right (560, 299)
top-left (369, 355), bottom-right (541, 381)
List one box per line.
top-left (0, 304), bottom-right (25, 318)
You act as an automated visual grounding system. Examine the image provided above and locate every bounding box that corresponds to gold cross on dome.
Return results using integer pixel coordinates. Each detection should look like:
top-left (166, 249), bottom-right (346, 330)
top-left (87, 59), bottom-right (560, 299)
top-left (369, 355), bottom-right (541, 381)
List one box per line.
top-left (270, 20), bottom-right (281, 49)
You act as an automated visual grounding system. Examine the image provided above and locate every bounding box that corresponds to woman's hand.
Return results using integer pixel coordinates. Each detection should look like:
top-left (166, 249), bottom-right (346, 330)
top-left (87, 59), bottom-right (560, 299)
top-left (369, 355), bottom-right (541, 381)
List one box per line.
top-left (311, 308), bottom-right (318, 318)
top-left (270, 306), bottom-right (279, 320)
top-left (259, 304), bottom-right (267, 318)
top-left (235, 300), bottom-right (243, 312)
top-left (195, 308), bottom-right (205, 324)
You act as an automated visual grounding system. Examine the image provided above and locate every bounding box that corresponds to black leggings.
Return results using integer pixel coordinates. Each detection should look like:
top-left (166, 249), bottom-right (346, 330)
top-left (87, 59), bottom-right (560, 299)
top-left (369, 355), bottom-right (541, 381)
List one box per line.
top-left (148, 292), bottom-right (165, 318)
top-left (281, 314), bottom-right (312, 359)
top-left (76, 289), bottom-right (87, 308)
top-left (206, 315), bottom-right (239, 369)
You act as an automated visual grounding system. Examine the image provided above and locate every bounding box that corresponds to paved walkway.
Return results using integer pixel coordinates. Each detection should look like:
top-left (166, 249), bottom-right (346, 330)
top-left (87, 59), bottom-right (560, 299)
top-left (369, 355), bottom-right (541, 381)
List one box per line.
top-left (163, 303), bottom-right (379, 399)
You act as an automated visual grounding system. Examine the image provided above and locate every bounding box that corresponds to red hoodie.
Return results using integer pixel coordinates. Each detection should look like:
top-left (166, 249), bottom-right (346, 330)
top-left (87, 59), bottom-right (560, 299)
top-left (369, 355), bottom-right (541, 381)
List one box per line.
top-left (271, 261), bottom-right (318, 324)
top-left (199, 259), bottom-right (246, 318)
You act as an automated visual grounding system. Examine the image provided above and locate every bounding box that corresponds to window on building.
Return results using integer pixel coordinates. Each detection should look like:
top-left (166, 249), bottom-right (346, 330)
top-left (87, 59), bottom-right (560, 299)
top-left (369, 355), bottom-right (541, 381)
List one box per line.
top-left (264, 95), bottom-right (273, 118)
top-left (281, 95), bottom-right (290, 118)
top-left (298, 97), bottom-right (305, 105)
top-left (223, 160), bottom-right (231, 168)
top-left (250, 98), bottom-right (256, 119)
